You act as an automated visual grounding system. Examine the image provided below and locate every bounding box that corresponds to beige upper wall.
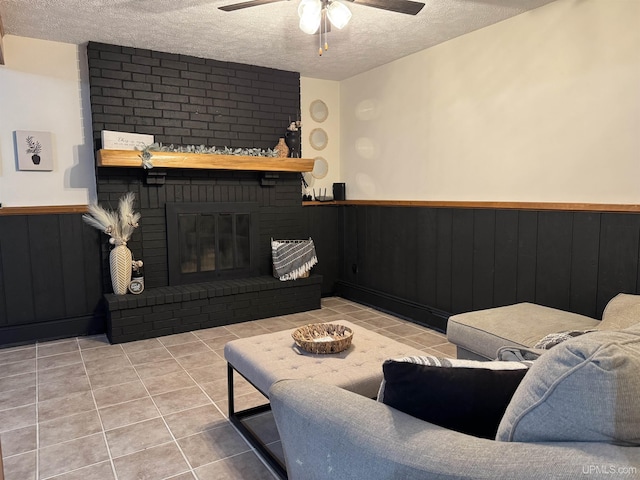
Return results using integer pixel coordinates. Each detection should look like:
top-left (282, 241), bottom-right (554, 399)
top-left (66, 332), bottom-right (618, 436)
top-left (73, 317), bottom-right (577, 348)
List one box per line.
top-left (2, 0), bottom-right (637, 206)
top-left (0, 13), bottom-right (5, 65)
top-left (340, 0), bottom-right (640, 202)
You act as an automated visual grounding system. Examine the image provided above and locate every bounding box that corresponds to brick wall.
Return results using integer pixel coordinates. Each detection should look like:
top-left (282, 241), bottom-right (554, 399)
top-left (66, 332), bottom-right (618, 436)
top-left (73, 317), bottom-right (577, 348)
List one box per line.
top-left (106, 276), bottom-right (322, 343)
top-left (87, 42), bottom-right (306, 293)
top-left (87, 42), bottom-right (300, 150)
top-left (95, 169), bottom-right (306, 291)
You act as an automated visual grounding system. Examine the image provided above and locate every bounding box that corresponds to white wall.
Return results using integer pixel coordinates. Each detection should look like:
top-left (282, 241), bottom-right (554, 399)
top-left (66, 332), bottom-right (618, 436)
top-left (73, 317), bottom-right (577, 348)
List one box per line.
top-left (0, 35), bottom-right (95, 207)
top-left (340, 0), bottom-right (640, 203)
top-left (300, 77), bottom-right (341, 198)
top-left (4, 0), bottom-right (638, 207)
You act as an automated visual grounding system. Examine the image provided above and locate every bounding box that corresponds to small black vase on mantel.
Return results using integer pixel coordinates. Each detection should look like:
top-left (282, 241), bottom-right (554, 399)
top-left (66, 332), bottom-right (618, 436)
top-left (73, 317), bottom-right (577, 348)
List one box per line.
top-left (284, 129), bottom-right (301, 158)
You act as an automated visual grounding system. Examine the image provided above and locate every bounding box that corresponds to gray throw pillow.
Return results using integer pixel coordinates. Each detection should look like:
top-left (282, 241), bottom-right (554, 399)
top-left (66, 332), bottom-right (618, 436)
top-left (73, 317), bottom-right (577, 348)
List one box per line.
top-left (496, 327), bottom-right (640, 445)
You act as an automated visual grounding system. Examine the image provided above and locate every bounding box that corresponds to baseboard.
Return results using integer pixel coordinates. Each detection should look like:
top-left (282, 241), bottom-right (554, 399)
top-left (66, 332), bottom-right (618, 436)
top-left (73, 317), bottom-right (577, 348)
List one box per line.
top-left (334, 281), bottom-right (450, 333)
top-left (0, 314), bottom-right (105, 348)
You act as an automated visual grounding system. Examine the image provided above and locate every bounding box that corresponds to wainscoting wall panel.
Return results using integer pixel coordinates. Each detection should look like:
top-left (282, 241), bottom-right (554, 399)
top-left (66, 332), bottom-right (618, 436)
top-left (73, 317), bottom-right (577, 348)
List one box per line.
top-left (303, 204), bottom-right (341, 295)
top-left (0, 207), bottom-right (338, 346)
top-left (338, 205), bottom-right (640, 330)
top-left (0, 213), bottom-right (104, 345)
top-left (3, 203), bottom-right (640, 345)
top-left (597, 213), bottom-right (640, 312)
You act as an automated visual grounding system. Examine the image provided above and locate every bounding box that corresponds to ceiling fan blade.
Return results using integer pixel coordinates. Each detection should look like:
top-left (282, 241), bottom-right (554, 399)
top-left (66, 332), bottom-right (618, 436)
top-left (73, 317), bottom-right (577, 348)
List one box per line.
top-left (351, 0), bottom-right (425, 15)
top-left (219, 0), bottom-right (287, 12)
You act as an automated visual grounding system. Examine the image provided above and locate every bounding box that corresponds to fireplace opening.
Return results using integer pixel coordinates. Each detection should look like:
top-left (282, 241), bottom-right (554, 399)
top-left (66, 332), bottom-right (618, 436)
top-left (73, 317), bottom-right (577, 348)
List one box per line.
top-left (166, 202), bottom-right (260, 285)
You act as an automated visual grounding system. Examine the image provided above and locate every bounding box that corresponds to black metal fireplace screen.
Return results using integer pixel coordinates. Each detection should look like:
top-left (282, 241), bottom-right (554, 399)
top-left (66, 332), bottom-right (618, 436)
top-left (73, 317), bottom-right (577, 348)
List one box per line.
top-left (166, 203), bottom-right (259, 285)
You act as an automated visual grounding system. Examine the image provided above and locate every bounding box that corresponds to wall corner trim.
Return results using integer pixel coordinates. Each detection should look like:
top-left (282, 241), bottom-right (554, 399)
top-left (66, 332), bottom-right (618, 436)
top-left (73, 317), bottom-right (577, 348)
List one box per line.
top-left (0, 13), bottom-right (5, 65)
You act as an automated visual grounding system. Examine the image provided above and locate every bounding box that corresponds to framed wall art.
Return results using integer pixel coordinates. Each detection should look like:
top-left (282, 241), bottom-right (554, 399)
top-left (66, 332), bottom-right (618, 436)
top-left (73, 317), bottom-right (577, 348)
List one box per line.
top-left (15, 130), bottom-right (54, 171)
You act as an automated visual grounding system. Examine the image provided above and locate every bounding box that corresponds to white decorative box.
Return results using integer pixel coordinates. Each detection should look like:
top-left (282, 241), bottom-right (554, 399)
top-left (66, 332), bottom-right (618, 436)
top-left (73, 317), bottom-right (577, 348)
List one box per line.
top-left (101, 130), bottom-right (154, 150)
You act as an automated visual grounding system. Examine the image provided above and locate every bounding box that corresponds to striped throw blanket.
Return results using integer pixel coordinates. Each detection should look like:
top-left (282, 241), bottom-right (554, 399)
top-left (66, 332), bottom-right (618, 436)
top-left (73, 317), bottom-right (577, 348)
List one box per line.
top-left (272, 238), bottom-right (318, 281)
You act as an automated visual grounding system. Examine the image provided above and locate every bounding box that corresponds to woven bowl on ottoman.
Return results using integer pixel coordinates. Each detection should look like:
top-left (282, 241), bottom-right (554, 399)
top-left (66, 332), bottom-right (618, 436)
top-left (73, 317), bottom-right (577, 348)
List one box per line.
top-left (292, 323), bottom-right (353, 354)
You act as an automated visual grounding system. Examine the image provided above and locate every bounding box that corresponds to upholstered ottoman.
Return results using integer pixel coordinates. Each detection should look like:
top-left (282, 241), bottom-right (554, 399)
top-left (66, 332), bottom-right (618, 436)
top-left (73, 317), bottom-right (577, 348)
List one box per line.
top-left (224, 320), bottom-right (426, 399)
top-left (224, 319), bottom-right (426, 478)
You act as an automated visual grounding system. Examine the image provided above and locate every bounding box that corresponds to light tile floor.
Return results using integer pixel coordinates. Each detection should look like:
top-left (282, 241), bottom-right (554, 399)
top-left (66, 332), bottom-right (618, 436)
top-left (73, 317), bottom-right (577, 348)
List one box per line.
top-left (0, 297), bottom-right (455, 480)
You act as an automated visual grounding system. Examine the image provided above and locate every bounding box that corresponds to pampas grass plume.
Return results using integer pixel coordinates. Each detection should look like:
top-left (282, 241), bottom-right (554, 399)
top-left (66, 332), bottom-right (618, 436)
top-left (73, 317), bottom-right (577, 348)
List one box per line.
top-left (83, 192), bottom-right (140, 245)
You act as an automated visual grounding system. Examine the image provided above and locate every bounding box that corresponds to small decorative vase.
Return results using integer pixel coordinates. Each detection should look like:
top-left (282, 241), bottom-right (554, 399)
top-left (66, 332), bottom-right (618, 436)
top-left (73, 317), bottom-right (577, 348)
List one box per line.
top-left (109, 245), bottom-right (132, 295)
top-left (274, 138), bottom-right (289, 158)
top-left (284, 130), bottom-right (301, 158)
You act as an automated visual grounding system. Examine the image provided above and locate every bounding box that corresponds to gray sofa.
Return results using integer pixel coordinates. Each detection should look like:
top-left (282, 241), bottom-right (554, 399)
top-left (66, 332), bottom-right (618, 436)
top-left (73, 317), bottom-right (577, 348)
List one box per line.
top-left (447, 293), bottom-right (640, 360)
top-left (271, 324), bottom-right (640, 479)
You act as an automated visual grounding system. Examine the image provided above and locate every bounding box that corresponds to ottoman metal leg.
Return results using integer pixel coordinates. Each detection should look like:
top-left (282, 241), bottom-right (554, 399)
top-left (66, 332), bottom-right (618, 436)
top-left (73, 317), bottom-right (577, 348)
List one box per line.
top-left (227, 363), bottom-right (287, 479)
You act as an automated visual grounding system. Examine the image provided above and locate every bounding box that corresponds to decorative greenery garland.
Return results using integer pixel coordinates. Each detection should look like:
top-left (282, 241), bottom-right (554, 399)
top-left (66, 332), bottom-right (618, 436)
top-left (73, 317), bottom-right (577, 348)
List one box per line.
top-left (137, 143), bottom-right (279, 169)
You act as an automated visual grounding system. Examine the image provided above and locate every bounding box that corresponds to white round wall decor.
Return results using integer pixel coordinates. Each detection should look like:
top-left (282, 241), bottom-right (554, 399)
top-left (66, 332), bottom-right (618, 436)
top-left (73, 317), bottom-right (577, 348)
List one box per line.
top-left (309, 128), bottom-right (328, 151)
top-left (312, 157), bottom-right (329, 179)
top-left (309, 99), bottom-right (329, 123)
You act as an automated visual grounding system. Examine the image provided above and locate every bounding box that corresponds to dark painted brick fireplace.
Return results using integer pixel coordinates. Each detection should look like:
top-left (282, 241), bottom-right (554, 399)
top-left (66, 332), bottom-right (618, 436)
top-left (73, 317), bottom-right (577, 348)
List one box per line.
top-left (87, 42), bottom-right (321, 343)
top-left (87, 42), bottom-right (300, 150)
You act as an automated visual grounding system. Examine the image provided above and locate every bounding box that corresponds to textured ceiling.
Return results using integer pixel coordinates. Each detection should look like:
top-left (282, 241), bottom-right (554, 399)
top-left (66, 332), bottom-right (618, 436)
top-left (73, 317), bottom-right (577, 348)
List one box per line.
top-left (0, 0), bottom-right (557, 80)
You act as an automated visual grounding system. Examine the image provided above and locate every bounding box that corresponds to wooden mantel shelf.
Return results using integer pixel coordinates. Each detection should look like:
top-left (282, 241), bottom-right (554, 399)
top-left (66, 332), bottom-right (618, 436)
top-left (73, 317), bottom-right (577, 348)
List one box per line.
top-left (97, 149), bottom-right (314, 173)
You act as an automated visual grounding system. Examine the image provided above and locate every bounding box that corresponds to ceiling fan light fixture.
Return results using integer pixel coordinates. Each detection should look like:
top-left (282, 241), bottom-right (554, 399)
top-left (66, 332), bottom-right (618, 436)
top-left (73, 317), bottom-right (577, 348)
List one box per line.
top-left (326, 1), bottom-right (351, 29)
top-left (299, 14), bottom-right (321, 34)
top-left (298, 0), bottom-right (322, 34)
top-left (298, 0), bottom-right (321, 16)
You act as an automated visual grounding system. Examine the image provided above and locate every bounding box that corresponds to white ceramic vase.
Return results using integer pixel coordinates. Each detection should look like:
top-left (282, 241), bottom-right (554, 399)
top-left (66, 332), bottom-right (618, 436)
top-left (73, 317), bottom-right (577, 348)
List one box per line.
top-left (109, 245), bottom-right (132, 295)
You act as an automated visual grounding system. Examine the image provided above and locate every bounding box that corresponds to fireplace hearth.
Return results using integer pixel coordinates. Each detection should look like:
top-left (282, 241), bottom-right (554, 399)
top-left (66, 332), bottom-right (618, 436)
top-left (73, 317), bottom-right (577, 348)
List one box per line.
top-left (105, 274), bottom-right (322, 343)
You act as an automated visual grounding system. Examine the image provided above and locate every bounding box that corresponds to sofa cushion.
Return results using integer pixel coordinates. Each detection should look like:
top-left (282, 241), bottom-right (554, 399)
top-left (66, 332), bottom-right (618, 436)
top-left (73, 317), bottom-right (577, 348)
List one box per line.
top-left (496, 325), bottom-right (640, 444)
top-left (378, 356), bottom-right (529, 439)
top-left (447, 303), bottom-right (600, 360)
top-left (598, 293), bottom-right (640, 330)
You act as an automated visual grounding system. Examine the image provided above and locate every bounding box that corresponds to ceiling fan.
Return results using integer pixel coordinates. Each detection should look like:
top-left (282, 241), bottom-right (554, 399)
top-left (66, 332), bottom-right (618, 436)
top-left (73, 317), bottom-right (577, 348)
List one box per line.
top-left (220, 0), bottom-right (424, 55)
top-left (219, 0), bottom-right (425, 16)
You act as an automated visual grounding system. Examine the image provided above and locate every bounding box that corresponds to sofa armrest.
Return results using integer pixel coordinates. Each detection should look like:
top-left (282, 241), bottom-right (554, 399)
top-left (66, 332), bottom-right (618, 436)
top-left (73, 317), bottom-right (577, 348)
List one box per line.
top-left (270, 379), bottom-right (639, 480)
top-left (600, 293), bottom-right (640, 330)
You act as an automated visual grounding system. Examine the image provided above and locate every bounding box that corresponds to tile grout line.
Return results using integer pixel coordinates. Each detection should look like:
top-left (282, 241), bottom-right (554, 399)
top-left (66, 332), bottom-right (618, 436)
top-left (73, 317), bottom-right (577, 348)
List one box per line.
top-left (121, 336), bottom-right (202, 479)
top-left (78, 340), bottom-right (121, 480)
top-left (224, 414), bottom-right (280, 479)
top-left (37, 432), bottom-right (117, 480)
top-left (161, 334), bottom-right (259, 475)
top-left (160, 333), bottom-right (278, 478)
top-left (35, 340), bottom-right (40, 480)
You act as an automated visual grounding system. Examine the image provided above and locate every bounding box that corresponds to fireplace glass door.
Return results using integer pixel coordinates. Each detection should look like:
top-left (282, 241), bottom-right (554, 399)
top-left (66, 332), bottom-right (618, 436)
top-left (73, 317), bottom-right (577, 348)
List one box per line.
top-left (167, 203), bottom-right (258, 285)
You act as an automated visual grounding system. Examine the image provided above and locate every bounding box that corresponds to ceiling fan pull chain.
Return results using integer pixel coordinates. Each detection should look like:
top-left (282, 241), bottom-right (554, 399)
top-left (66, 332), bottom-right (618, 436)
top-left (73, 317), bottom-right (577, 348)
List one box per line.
top-left (324, 8), bottom-right (329, 51)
